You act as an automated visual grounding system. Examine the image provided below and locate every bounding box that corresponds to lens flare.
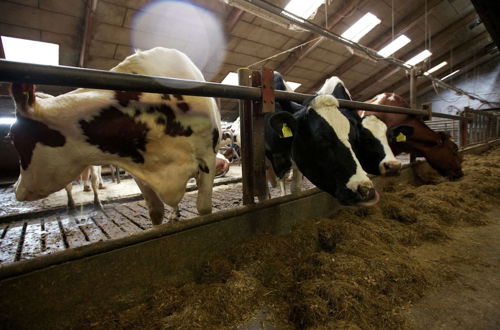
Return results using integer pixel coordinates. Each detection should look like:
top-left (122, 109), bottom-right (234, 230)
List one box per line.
top-left (131, 0), bottom-right (226, 81)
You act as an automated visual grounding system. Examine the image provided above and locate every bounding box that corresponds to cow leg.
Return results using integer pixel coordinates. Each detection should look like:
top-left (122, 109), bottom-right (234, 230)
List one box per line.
top-left (65, 183), bottom-right (76, 210)
top-left (116, 166), bottom-right (121, 184)
top-left (134, 178), bottom-right (164, 225)
top-left (195, 156), bottom-right (216, 216)
top-left (110, 165), bottom-right (116, 183)
top-left (278, 178), bottom-right (286, 196)
top-left (290, 163), bottom-right (303, 194)
top-left (96, 166), bottom-right (105, 189)
top-left (82, 166), bottom-right (91, 192)
top-left (90, 166), bottom-right (103, 209)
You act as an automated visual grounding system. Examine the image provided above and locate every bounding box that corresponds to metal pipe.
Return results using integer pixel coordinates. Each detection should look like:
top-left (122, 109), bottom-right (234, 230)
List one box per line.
top-left (0, 59), bottom-right (463, 120)
top-left (238, 68), bottom-right (254, 205)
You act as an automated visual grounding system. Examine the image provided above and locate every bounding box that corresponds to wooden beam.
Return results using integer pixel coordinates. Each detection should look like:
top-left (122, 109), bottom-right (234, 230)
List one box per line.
top-left (79, 0), bottom-right (97, 68)
top-left (374, 30), bottom-right (490, 99)
top-left (225, 7), bottom-right (244, 34)
top-left (349, 10), bottom-right (478, 98)
top-left (275, 0), bottom-right (361, 75)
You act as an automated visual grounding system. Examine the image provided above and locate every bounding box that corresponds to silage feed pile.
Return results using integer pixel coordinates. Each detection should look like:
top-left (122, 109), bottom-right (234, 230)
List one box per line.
top-left (84, 147), bottom-right (500, 329)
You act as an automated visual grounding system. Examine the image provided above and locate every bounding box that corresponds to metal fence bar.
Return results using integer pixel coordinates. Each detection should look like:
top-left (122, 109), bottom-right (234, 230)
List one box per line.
top-left (0, 60), bottom-right (463, 120)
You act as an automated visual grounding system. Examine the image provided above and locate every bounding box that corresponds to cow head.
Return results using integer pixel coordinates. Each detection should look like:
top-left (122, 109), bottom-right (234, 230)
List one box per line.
top-left (268, 95), bottom-right (379, 206)
top-left (413, 131), bottom-right (463, 180)
top-left (319, 77), bottom-right (404, 176)
top-left (9, 83), bottom-right (83, 201)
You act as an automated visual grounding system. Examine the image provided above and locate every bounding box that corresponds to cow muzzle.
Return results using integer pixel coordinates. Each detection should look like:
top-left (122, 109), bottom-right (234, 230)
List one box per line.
top-left (14, 183), bottom-right (47, 201)
top-left (355, 183), bottom-right (380, 207)
top-left (380, 160), bottom-right (402, 176)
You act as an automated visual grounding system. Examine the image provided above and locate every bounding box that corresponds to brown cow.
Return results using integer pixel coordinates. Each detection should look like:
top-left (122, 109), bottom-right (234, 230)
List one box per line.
top-left (361, 93), bottom-right (463, 180)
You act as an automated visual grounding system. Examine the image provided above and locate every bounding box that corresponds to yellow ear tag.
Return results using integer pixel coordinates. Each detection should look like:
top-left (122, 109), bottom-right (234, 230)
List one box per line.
top-left (281, 123), bottom-right (293, 138)
top-left (396, 132), bottom-right (406, 143)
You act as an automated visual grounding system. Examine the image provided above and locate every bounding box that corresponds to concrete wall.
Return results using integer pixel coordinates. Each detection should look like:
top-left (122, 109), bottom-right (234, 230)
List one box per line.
top-left (417, 58), bottom-right (500, 115)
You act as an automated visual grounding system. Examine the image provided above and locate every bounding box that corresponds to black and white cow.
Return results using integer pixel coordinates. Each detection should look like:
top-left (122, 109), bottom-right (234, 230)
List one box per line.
top-left (317, 76), bottom-right (406, 176)
top-left (265, 73), bottom-right (380, 206)
top-left (9, 47), bottom-right (221, 225)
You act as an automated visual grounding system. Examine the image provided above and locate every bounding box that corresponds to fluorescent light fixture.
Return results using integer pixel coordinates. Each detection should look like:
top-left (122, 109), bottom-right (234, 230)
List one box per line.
top-left (286, 81), bottom-right (301, 91)
top-left (424, 61), bottom-right (448, 75)
top-left (404, 49), bottom-right (432, 66)
top-left (377, 35), bottom-right (411, 57)
top-left (283, 0), bottom-right (324, 19)
top-left (441, 69), bottom-right (460, 81)
top-left (341, 12), bottom-right (381, 42)
top-left (221, 72), bottom-right (239, 85)
top-left (1, 36), bottom-right (59, 65)
top-left (0, 117), bottom-right (16, 125)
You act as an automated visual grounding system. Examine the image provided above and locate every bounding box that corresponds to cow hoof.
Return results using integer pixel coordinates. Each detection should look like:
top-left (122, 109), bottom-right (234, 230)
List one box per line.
top-left (99, 184), bottom-right (105, 189)
top-left (167, 210), bottom-right (181, 222)
top-left (83, 185), bottom-right (91, 192)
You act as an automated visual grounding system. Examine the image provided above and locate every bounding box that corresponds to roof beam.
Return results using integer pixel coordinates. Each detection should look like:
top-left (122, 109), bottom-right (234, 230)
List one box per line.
top-left (306, 0), bottom-right (443, 92)
top-left (225, 7), bottom-right (244, 34)
top-left (79, 0), bottom-right (98, 68)
top-left (275, 0), bottom-right (361, 75)
top-left (348, 10), bottom-right (478, 98)
top-left (376, 30), bottom-right (490, 99)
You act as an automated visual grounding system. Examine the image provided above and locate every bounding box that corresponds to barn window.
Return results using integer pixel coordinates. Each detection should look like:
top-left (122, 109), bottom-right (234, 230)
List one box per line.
top-left (1, 36), bottom-right (59, 65)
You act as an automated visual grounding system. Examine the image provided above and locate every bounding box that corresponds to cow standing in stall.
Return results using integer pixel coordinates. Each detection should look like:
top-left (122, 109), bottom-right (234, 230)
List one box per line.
top-left (9, 47), bottom-right (221, 225)
top-left (362, 93), bottom-right (463, 180)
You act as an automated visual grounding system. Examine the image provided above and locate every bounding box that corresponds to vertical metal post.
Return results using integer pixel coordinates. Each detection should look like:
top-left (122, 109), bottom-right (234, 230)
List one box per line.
top-left (421, 102), bottom-right (432, 121)
top-left (409, 68), bottom-right (417, 162)
top-left (409, 68), bottom-right (417, 110)
top-left (238, 68), bottom-right (254, 205)
top-left (250, 70), bottom-right (270, 202)
top-left (460, 108), bottom-right (470, 147)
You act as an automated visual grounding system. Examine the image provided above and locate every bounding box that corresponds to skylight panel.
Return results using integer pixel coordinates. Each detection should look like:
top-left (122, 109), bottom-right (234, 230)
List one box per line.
top-left (341, 13), bottom-right (381, 42)
top-left (377, 35), bottom-right (411, 57)
top-left (424, 61), bottom-right (448, 75)
top-left (441, 69), bottom-right (460, 81)
top-left (1, 36), bottom-right (59, 65)
top-left (404, 49), bottom-right (432, 66)
top-left (283, 0), bottom-right (324, 19)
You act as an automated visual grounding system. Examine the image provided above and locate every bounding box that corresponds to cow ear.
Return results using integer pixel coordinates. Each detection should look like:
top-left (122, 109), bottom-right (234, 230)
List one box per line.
top-left (389, 125), bottom-right (414, 143)
top-left (268, 112), bottom-right (297, 139)
top-left (10, 83), bottom-right (36, 116)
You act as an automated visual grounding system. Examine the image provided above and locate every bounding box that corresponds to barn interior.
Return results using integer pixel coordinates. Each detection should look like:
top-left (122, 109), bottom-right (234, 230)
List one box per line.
top-left (0, 0), bottom-right (500, 329)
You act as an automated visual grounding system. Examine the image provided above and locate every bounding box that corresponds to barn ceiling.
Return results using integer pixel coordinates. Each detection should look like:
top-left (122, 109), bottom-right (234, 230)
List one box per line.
top-left (0, 0), bottom-right (498, 120)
